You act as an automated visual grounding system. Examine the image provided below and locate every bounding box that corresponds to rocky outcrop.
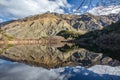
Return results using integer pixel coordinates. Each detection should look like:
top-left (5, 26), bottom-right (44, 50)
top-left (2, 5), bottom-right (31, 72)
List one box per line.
top-left (0, 12), bottom-right (120, 39)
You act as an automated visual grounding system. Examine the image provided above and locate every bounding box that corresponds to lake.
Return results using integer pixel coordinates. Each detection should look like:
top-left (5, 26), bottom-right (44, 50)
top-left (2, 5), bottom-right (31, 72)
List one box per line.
top-left (0, 44), bottom-right (120, 80)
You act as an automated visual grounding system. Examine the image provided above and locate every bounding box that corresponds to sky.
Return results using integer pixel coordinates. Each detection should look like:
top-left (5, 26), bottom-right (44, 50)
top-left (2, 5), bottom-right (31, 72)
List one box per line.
top-left (0, 0), bottom-right (120, 23)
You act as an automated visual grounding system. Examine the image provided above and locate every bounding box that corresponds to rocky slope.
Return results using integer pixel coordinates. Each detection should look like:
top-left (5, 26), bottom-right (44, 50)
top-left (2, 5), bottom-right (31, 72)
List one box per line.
top-left (0, 12), bottom-right (120, 39)
top-left (0, 30), bottom-right (14, 40)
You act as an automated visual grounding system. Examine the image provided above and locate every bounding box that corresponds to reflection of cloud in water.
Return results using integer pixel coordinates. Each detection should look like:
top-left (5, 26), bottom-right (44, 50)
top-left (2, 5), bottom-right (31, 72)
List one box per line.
top-left (0, 59), bottom-right (120, 80)
top-left (0, 59), bottom-right (12, 64)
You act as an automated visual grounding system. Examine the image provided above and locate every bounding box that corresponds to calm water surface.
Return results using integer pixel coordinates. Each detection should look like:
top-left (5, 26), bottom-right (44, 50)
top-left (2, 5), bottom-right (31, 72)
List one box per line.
top-left (0, 44), bottom-right (120, 80)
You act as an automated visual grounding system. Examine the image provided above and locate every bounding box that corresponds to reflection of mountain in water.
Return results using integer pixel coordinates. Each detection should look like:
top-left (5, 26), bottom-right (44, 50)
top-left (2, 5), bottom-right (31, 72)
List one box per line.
top-left (0, 44), bottom-right (119, 69)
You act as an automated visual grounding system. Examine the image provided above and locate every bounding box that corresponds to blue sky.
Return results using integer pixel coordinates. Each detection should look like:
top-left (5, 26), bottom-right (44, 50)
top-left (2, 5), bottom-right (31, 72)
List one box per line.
top-left (0, 0), bottom-right (120, 23)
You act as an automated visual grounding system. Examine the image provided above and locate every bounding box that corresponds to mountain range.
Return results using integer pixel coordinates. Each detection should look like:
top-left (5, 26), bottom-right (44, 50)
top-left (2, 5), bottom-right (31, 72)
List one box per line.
top-left (0, 12), bottom-right (120, 39)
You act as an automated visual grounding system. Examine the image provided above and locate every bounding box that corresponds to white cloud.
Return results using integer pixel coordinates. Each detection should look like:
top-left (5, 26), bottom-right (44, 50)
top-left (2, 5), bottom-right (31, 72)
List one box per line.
top-left (0, 0), bottom-right (71, 19)
top-left (88, 5), bottom-right (120, 15)
top-left (83, 6), bottom-right (88, 9)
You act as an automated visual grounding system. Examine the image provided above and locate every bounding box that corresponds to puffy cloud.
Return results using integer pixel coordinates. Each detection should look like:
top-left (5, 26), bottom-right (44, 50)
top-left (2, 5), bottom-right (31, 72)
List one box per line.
top-left (0, 0), bottom-right (71, 19)
top-left (88, 5), bottom-right (120, 15)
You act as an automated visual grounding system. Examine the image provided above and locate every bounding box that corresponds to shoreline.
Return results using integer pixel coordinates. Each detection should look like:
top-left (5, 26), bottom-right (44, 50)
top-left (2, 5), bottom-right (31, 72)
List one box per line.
top-left (0, 40), bottom-right (43, 44)
top-left (0, 36), bottom-right (67, 44)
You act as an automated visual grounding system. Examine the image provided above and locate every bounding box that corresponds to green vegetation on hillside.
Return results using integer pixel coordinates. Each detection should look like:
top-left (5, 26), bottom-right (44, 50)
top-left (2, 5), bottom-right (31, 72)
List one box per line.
top-left (57, 30), bottom-right (79, 39)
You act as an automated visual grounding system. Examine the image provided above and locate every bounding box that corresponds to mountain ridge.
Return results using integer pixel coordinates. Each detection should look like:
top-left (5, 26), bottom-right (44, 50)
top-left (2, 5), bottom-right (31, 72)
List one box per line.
top-left (0, 12), bottom-right (120, 39)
